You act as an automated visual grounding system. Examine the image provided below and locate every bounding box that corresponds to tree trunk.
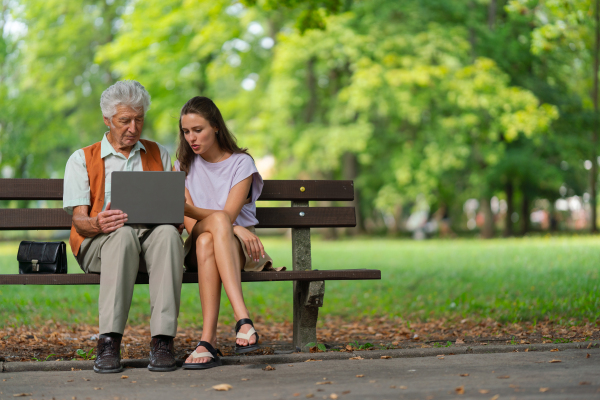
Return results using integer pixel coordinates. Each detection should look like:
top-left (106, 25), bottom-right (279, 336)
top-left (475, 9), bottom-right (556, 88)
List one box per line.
top-left (304, 57), bottom-right (318, 124)
top-left (488, 0), bottom-right (497, 30)
top-left (591, 0), bottom-right (600, 233)
top-left (503, 181), bottom-right (513, 237)
top-left (520, 192), bottom-right (529, 236)
top-left (480, 196), bottom-right (494, 238)
top-left (342, 151), bottom-right (363, 234)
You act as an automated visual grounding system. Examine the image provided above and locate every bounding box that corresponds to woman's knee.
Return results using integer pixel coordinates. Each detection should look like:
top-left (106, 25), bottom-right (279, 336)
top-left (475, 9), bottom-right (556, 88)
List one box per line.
top-left (206, 211), bottom-right (232, 233)
top-left (196, 232), bottom-right (214, 255)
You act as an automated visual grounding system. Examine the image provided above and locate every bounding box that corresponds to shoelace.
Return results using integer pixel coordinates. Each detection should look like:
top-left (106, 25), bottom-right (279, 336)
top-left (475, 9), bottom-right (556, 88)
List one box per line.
top-left (98, 341), bottom-right (118, 357)
top-left (153, 340), bottom-right (172, 356)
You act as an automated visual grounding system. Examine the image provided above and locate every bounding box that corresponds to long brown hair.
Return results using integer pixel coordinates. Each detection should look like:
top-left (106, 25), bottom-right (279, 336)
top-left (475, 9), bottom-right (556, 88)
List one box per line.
top-left (176, 96), bottom-right (250, 176)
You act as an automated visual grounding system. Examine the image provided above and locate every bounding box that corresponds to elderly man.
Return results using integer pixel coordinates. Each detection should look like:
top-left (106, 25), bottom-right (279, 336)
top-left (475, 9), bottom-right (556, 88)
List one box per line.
top-left (63, 80), bottom-right (184, 373)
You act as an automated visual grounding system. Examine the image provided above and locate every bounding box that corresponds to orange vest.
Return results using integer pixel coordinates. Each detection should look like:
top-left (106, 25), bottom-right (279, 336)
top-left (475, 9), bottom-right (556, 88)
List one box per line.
top-left (69, 139), bottom-right (164, 256)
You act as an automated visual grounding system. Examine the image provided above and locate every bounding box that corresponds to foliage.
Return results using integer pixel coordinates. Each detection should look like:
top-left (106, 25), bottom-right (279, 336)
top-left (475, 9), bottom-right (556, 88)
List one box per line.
top-left (0, 0), bottom-right (596, 233)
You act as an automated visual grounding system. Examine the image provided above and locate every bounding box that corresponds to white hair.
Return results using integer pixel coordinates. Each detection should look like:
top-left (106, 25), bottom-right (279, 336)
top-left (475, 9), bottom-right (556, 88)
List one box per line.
top-left (100, 80), bottom-right (151, 119)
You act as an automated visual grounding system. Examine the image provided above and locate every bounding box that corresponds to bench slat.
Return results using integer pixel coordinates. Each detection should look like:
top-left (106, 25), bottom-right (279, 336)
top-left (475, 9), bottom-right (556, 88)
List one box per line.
top-left (0, 207), bottom-right (356, 230)
top-left (0, 179), bottom-right (354, 201)
top-left (0, 269), bottom-right (380, 285)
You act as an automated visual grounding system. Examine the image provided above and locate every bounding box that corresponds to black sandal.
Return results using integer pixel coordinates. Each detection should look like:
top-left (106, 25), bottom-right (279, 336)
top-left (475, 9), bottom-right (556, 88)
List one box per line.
top-left (183, 341), bottom-right (223, 370)
top-left (234, 318), bottom-right (261, 354)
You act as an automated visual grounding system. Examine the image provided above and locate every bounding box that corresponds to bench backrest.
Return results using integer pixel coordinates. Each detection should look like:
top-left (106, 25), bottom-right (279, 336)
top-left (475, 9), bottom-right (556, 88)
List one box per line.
top-left (0, 179), bottom-right (356, 230)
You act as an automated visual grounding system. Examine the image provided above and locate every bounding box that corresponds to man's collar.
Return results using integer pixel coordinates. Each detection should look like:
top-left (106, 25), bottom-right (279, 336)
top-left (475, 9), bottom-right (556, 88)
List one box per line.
top-left (100, 132), bottom-right (146, 159)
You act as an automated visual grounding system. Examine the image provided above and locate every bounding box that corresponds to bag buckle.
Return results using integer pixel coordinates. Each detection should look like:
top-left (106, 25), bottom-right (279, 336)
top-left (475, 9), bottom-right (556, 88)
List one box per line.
top-left (32, 259), bottom-right (39, 272)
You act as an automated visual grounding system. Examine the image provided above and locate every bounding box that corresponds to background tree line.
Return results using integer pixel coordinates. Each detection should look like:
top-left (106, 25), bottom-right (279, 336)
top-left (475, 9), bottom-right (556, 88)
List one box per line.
top-left (1, 0), bottom-right (598, 237)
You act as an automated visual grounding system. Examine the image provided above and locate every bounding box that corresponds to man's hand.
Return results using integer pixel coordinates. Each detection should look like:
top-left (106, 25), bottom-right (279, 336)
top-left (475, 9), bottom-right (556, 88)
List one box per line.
top-left (94, 202), bottom-right (128, 234)
top-left (233, 225), bottom-right (265, 263)
top-left (176, 223), bottom-right (185, 235)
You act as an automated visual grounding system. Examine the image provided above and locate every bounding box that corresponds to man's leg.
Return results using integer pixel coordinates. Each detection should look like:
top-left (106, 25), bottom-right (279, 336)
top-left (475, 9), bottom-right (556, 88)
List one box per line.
top-left (77, 226), bottom-right (141, 373)
top-left (140, 224), bottom-right (183, 371)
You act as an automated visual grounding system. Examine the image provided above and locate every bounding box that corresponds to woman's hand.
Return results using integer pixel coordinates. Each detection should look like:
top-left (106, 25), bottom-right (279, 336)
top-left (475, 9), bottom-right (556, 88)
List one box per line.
top-left (233, 225), bottom-right (265, 262)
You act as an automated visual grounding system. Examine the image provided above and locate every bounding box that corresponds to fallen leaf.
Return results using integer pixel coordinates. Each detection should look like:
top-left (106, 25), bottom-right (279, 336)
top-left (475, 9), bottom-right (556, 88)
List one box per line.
top-left (390, 385), bottom-right (396, 388)
top-left (460, 373), bottom-right (469, 377)
top-left (525, 348), bottom-right (529, 352)
top-left (509, 384), bottom-right (519, 388)
top-left (349, 356), bottom-right (363, 360)
top-left (342, 391), bottom-right (351, 395)
top-left (380, 355), bottom-right (391, 359)
top-left (540, 387), bottom-right (549, 392)
top-left (490, 395), bottom-right (499, 400)
top-left (455, 338), bottom-right (465, 345)
top-left (293, 393), bottom-right (300, 397)
top-left (497, 375), bottom-right (510, 379)
top-left (82, 378), bottom-right (90, 381)
top-left (437, 355), bottom-right (445, 360)
top-left (580, 382), bottom-right (591, 385)
top-left (131, 381), bottom-right (137, 383)
top-left (94, 387), bottom-right (102, 390)
top-left (190, 385), bottom-right (197, 387)
top-left (549, 359), bottom-right (561, 363)
top-left (550, 348), bottom-right (559, 352)
top-left (369, 380), bottom-right (376, 383)
top-left (316, 381), bottom-right (332, 385)
top-left (587, 342), bottom-right (593, 349)
top-left (288, 365), bottom-right (294, 367)
top-left (263, 365), bottom-right (276, 371)
top-left (399, 386), bottom-right (407, 390)
top-left (355, 375), bottom-right (364, 378)
top-left (305, 359), bottom-right (322, 362)
top-left (455, 385), bottom-right (465, 395)
top-left (479, 390), bottom-right (489, 394)
top-left (306, 395), bottom-right (314, 399)
top-left (587, 353), bottom-right (590, 358)
top-left (212, 384), bottom-right (232, 391)
top-left (121, 375), bottom-right (128, 379)
top-left (241, 378), bottom-right (249, 381)
top-left (67, 379), bottom-right (74, 382)
top-left (12, 395), bottom-right (32, 398)
top-left (330, 394), bottom-right (338, 399)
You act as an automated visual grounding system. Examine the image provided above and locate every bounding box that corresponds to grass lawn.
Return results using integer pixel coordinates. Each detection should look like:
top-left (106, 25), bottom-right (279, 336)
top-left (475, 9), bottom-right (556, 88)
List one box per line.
top-left (1, 236), bottom-right (598, 329)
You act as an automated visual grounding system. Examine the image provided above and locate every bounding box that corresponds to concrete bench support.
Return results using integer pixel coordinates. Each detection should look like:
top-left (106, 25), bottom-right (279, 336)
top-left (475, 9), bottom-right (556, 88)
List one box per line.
top-left (292, 200), bottom-right (325, 352)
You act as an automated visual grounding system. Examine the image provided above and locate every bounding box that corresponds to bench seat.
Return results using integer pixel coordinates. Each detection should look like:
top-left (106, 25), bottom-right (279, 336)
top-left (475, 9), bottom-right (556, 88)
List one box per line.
top-left (0, 269), bottom-right (381, 285)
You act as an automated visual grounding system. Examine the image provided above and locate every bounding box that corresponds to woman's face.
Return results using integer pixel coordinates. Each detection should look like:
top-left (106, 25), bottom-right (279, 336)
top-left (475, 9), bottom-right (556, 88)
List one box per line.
top-left (181, 113), bottom-right (219, 155)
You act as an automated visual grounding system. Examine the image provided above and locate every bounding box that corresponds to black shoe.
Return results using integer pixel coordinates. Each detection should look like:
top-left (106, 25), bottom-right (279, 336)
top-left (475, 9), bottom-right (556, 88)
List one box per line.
top-left (148, 337), bottom-right (177, 372)
top-left (93, 336), bottom-right (123, 374)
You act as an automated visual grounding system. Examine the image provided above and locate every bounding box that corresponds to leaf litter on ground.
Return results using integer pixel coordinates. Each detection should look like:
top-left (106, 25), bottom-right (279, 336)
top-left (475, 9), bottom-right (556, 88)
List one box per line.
top-left (1, 316), bottom-right (598, 362)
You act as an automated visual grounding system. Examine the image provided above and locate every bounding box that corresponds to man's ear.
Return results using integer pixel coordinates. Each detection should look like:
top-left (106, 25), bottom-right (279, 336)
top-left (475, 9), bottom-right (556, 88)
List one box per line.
top-left (103, 116), bottom-right (111, 128)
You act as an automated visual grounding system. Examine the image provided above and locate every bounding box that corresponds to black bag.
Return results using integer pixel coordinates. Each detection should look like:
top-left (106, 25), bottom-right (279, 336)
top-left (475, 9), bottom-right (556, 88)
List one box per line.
top-left (17, 241), bottom-right (68, 274)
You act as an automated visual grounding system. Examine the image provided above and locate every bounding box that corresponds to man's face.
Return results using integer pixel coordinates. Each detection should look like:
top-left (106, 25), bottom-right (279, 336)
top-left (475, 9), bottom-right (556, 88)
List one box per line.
top-left (104, 104), bottom-right (144, 150)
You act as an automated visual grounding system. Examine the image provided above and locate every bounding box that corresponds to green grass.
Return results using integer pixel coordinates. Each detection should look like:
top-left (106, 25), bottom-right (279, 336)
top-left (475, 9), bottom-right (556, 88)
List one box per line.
top-left (1, 236), bottom-right (599, 328)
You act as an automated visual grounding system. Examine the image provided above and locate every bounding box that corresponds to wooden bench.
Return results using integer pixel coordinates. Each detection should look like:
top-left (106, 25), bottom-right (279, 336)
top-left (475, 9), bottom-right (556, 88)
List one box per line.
top-left (0, 178), bottom-right (380, 352)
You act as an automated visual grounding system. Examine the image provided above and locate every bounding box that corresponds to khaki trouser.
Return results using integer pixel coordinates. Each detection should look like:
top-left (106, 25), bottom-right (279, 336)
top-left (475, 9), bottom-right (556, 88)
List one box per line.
top-left (77, 225), bottom-right (184, 337)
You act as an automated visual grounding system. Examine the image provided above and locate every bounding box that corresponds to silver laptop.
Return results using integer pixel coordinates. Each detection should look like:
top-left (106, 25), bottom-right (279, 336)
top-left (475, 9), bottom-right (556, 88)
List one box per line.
top-left (111, 171), bottom-right (185, 225)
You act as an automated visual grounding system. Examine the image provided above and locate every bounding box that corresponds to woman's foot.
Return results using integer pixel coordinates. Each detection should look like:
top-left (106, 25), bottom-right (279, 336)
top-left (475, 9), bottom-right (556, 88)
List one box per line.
top-left (185, 342), bottom-right (214, 364)
top-left (234, 318), bottom-right (260, 354)
top-left (235, 323), bottom-right (257, 347)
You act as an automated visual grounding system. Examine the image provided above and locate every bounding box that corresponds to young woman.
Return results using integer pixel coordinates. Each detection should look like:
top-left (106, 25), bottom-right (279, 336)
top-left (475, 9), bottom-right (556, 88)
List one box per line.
top-left (174, 96), bottom-right (281, 370)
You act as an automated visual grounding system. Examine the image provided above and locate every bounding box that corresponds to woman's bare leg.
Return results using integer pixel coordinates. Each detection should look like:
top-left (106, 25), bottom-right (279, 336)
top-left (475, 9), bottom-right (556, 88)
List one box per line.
top-left (186, 232), bottom-right (221, 364)
top-left (192, 212), bottom-right (257, 347)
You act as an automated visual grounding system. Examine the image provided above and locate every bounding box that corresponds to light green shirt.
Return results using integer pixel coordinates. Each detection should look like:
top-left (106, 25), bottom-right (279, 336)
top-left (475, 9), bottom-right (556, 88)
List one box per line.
top-left (63, 133), bottom-right (172, 215)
